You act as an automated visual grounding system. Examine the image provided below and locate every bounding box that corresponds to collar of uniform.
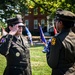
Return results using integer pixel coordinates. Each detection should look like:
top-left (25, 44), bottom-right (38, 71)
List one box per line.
top-left (61, 28), bottom-right (70, 33)
top-left (15, 36), bottom-right (21, 40)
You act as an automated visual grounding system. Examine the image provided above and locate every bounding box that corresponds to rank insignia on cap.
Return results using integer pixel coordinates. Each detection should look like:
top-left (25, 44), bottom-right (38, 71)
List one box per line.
top-left (0, 38), bottom-right (6, 43)
top-left (16, 52), bottom-right (20, 57)
top-left (51, 37), bottom-right (56, 45)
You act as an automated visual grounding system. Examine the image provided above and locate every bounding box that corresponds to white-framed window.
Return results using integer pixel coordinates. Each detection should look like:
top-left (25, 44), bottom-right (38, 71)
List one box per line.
top-left (25, 20), bottom-right (29, 28)
top-left (34, 8), bottom-right (38, 15)
top-left (25, 9), bottom-right (29, 16)
top-left (34, 20), bottom-right (38, 29)
top-left (41, 19), bottom-right (45, 27)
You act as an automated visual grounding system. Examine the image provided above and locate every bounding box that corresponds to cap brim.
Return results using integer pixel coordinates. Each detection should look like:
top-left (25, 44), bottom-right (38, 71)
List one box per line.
top-left (18, 23), bottom-right (25, 26)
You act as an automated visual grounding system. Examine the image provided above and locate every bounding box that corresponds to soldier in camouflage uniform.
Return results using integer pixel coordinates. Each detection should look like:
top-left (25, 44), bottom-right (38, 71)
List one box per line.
top-left (46, 10), bottom-right (75, 75)
top-left (0, 15), bottom-right (32, 75)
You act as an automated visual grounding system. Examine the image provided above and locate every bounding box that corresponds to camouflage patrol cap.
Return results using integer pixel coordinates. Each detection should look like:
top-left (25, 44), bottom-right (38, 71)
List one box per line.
top-left (6, 15), bottom-right (24, 26)
top-left (55, 10), bottom-right (75, 22)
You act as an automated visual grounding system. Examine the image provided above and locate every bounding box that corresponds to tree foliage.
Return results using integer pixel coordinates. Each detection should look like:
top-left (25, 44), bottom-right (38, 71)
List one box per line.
top-left (0, 0), bottom-right (30, 20)
top-left (30, 0), bottom-right (75, 17)
top-left (0, 0), bottom-right (75, 21)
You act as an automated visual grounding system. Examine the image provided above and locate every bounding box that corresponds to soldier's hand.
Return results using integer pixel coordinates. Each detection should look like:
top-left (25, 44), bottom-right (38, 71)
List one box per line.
top-left (2, 28), bottom-right (8, 36)
top-left (9, 24), bottom-right (19, 35)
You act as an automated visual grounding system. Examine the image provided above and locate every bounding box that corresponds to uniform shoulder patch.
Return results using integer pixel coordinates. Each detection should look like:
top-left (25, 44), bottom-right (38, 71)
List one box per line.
top-left (51, 37), bottom-right (56, 45)
top-left (0, 38), bottom-right (6, 43)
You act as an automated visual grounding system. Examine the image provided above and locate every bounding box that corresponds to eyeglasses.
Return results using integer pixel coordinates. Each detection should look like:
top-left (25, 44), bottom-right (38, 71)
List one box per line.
top-left (18, 26), bottom-right (24, 28)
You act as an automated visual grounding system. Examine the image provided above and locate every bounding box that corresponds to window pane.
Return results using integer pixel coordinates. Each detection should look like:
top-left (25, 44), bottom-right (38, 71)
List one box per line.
top-left (25, 9), bottom-right (29, 16)
top-left (25, 20), bottom-right (29, 28)
top-left (34, 8), bottom-right (38, 15)
top-left (34, 20), bottom-right (38, 29)
top-left (41, 19), bottom-right (45, 27)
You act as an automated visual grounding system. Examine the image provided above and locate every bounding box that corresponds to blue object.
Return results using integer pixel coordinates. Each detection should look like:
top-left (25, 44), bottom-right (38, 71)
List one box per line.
top-left (42, 38), bottom-right (51, 53)
top-left (39, 25), bottom-right (47, 44)
top-left (25, 27), bottom-right (31, 36)
top-left (25, 27), bottom-right (33, 45)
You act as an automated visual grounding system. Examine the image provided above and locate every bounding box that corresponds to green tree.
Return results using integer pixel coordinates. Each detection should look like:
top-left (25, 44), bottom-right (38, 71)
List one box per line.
top-left (0, 0), bottom-right (75, 27)
top-left (0, 0), bottom-right (28, 18)
top-left (30, 0), bottom-right (75, 17)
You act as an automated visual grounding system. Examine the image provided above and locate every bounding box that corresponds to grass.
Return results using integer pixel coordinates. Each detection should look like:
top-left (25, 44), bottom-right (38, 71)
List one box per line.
top-left (0, 45), bottom-right (52, 75)
top-left (0, 55), bottom-right (6, 75)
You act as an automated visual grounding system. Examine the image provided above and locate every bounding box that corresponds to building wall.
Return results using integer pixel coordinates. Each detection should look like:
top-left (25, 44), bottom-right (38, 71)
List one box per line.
top-left (23, 7), bottom-right (47, 35)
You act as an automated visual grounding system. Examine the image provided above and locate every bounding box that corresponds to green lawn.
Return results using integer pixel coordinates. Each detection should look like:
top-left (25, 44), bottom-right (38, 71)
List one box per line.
top-left (0, 45), bottom-right (52, 75)
top-left (0, 54), bottom-right (6, 75)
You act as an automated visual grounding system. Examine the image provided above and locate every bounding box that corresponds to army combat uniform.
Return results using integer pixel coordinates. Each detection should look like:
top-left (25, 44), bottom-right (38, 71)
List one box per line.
top-left (0, 34), bottom-right (32, 75)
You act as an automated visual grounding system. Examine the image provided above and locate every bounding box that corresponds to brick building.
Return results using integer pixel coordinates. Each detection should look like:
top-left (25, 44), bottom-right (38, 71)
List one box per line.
top-left (23, 7), bottom-right (47, 35)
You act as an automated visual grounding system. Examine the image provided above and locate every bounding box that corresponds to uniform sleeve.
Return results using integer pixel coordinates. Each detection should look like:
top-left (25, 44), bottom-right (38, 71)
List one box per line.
top-left (46, 36), bottom-right (62, 69)
top-left (24, 37), bottom-right (30, 48)
top-left (0, 34), bottom-right (13, 56)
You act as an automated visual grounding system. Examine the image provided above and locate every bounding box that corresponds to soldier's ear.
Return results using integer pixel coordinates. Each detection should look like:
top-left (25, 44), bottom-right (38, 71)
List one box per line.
top-left (9, 26), bottom-right (13, 31)
top-left (59, 21), bottom-right (63, 25)
top-left (59, 21), bottom-right (64, 29)
top-left (59, 21), bottom-right (64, 28)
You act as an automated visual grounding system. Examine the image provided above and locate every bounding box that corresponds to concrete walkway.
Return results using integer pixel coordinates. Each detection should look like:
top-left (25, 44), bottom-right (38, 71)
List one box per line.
top-left (33, 40), bottom-right (44, 46)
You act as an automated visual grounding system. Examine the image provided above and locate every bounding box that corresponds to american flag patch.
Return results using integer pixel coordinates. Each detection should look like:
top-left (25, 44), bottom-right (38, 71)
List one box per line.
top-left (0, 38), bottom-right (6, 43)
